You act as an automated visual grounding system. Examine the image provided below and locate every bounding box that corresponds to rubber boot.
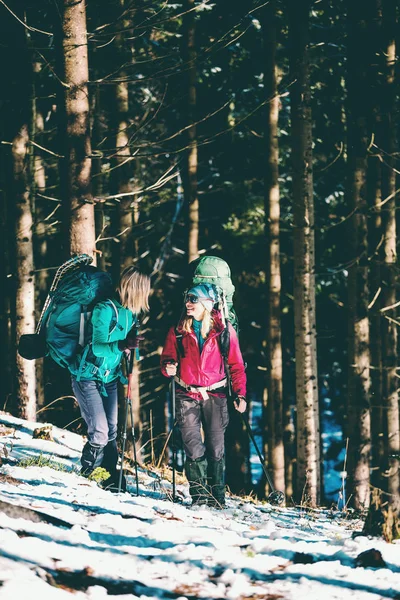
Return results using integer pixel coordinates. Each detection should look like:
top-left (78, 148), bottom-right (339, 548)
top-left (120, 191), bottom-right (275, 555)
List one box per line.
top-left (207, 457), bottom-right (226, 508)
top-left (81, 442), bottom-right (105, 477)
top-left (101, 439), bottom-right (126, 493)
top-left (185, 456), bottom-right (209, 506)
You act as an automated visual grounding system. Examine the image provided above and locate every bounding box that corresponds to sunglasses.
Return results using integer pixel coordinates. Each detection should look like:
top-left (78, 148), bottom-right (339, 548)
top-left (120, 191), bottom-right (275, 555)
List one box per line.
top-left (185, 293), bottom-right (199, 304)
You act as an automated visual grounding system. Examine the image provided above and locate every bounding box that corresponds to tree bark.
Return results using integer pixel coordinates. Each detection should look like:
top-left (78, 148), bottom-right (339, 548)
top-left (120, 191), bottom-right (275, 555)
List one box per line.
top-left (31, 58), bottom-right (47, 411)
top-left (380, 0), bottom-right (399, 517)
top-left (1, 4), bottom-right (37, 421)
top-left (289, 0), bottom-right (320, 506)
top-left (262, 0), bottom-right (285, 497)
top-left (183, 0), bottom-right (199, 262)
top-left (58, 0), bottom-right (96, 260)
top-left (12, 126), bottom-right (37, 421)
top-left (346, 1), bottom-right (371, 510)
top-left (366, 1), bottom-right (383, 493)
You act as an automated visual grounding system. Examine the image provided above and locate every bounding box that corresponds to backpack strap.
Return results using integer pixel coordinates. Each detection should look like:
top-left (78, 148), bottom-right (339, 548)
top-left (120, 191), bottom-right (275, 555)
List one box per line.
top-left (175, 328), bottom-right (185, 358)
top-left (79, 307), bottom-right (91, 347)
top-left (76, 344), bottom-right (91, 382)
top-left (75, 299), bottom-right (120, 384)
top-left (105, 299), bottom-right (119, 335)
top-left (219, 326), bottom-right (232, 397)
top-left (219, 326), bottom-right (230, 360)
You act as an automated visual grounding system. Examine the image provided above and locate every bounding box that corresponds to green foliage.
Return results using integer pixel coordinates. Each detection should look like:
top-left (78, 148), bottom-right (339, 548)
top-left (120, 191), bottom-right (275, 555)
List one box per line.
top-left (18, 453), bottom-right (68, 472)
top-left (87, 467), bottom-right (111, 484)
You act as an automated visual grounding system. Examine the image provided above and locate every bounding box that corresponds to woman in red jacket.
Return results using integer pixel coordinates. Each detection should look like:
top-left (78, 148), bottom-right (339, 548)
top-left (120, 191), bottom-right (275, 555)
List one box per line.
top-left (161, 283), bottom-right (246, 508)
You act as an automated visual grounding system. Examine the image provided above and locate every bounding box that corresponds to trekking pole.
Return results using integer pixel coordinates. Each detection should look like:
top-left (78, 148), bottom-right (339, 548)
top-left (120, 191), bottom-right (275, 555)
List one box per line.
top-left (169, 376), bottom-right (177, 503)
top-left (223, 357), bottom-right (285, 506)
top-left (119, 351), bottom-right (139, 496)
top-left (238, 412), bottom-right (285, 506)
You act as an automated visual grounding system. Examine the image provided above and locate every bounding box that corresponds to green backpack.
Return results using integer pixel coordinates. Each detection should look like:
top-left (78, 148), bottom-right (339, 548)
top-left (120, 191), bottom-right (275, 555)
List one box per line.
top-left (187, 255), bottom-right (238, 332)
top-left (18, 255), bottom-right (114, 370)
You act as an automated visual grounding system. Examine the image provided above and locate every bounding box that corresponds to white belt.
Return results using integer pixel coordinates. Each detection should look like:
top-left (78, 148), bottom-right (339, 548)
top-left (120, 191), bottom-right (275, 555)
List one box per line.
top-left (174, 376), bottom-right (227, 400)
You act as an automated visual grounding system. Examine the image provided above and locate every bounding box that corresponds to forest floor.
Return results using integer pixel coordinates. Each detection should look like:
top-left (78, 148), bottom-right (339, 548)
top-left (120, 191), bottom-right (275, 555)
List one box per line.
top-left (0, 411), bottom-right (399, 600)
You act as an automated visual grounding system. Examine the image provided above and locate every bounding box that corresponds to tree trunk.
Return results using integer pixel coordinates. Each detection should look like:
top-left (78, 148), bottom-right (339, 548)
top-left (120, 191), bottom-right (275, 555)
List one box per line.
top-left (262, 0), bottom-right (285, 497)
top-left (58, 0), bottom-right (95, 260)
top-left (289, 0), bottom-right (320, 506)
top-left (111, 0), bottom-right (138, 276)
top-left (0, 150), bottom-right (10, 412)
top-left (1, 5), bottom-right (37, 421)
top-left (32, 58), bottom-right (47, 411)
top-left (110, 2), bottom-right (143, 464)
top-left (183, 0), bottom-right (199, 262)
top-left (12, 126), bottom-right (37, 421)
top-left (380, 0), bottom-right (399, 517)
top-left (346, 1), bottom-right (371, 510)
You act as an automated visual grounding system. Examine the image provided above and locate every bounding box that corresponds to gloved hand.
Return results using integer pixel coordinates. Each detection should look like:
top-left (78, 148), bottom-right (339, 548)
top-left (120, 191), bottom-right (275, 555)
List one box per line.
top-left (164, 361), bottom-right (178, 377)
top-left (234, 395), bottom-right (247, 413)
top-left (118, 329), bottom-right (143, 351)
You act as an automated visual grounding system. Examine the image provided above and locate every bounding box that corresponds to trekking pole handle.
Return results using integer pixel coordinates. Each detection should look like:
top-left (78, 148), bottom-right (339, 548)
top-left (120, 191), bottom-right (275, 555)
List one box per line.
top-left (164, 360), bottom-right (178, 378)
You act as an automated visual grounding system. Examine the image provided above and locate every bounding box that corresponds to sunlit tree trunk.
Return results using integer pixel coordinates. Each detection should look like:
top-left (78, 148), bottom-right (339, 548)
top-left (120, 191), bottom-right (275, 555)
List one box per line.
top-left (109, 1), bottom-right (143, 464)
top-left (12, 124), bottom-right (37, 421)
top-left (289, 0), bottom-right (320, 506)
top-left (380, 0), bottom-right (399, 517)
top-left (91, 83), bottom-right (107, 272)
top-left (31, 58), bottom-right (47, 410)
top-left (111, 1), bottom-right (137, 275)
top-left (366, 2), bottom-right (383, 492)
top-left (0, 153), bottom-right (10, 412)
top-left (183, 0), bottom-right (199, 262)
top-left (58, 0), bottom-right (95, 260)
top-left (346, 1), bottom-right (371, 510)
top-left (262, 0), bottom-right (285, 497)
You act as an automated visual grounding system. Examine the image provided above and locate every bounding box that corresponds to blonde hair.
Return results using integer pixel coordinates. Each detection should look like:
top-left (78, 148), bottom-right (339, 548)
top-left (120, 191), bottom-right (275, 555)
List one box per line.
top-left (118, 267), bottom-right (151, 314)
top-left (181, 307), bottom-right (213, 339)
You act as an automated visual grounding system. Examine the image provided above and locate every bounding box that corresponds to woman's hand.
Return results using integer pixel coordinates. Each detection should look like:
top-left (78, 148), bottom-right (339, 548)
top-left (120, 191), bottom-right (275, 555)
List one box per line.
top-left (165, 361), bottom-right (178, 377)
top-left (234, 395), bottom-right (247, 413)
top-left (118, 328), bottom-right (143, 351)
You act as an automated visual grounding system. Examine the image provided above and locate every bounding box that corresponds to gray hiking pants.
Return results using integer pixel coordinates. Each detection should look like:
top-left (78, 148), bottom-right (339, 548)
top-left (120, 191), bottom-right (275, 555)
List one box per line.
top-left (176, 391), bottom-right (229, 461)
top-left (71, 378), bottom-right (118, 449)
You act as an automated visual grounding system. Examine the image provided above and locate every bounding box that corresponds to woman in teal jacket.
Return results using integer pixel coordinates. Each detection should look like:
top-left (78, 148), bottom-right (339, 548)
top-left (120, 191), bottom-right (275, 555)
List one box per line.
top-left (71, 266), bottom-right (151, 490)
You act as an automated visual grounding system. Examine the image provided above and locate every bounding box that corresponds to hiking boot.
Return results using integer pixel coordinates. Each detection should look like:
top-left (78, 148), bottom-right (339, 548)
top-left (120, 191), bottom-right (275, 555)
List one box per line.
top-left (81, 442), bottom-right (105, 477)
top-left (207, 457), bottom-right (226, 508)
top-left (101, 439), bottom-right (118, 472)
top-left (185, 456), bottom-right (209, 505)
top-left (99, 439), bottom-right (126, 492)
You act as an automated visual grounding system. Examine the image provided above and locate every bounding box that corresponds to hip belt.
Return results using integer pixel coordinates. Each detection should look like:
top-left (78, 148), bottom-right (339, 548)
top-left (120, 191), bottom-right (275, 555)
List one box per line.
top-left (174, 376), bottom-right (227, 400)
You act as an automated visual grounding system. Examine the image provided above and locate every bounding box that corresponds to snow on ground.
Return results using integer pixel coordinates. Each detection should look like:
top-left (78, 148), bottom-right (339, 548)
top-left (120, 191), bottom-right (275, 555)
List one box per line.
top-left (0, 412), bottom-right (399, 600)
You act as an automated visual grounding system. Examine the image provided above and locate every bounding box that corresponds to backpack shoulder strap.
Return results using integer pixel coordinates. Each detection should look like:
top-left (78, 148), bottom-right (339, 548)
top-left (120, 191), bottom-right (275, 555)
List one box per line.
top-left (106, 299), bottom-right (119, 334)
top-left (175, 328), bottom-right (185, 358)
top-left (219, 325), bottom-right (232, 397)
top-left (219, 325), bottom-right (230, 359)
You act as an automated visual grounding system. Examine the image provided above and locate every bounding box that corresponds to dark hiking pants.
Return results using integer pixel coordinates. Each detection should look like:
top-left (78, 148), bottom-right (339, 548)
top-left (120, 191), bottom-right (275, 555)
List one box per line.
top-left (71, 378), bottom-right (118, 473)
top-left (175, 391), bottom-right (229, 462)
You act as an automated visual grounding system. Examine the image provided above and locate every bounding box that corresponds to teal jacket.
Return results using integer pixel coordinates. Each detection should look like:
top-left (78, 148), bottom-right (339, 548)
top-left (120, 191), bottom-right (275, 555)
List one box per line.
top-left (70, 298), bottom-right (136, 385)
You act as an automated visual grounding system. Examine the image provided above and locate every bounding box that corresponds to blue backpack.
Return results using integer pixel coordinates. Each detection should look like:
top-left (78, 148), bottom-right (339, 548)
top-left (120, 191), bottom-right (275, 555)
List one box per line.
top-left (18, 255), bottom-right (114, 369)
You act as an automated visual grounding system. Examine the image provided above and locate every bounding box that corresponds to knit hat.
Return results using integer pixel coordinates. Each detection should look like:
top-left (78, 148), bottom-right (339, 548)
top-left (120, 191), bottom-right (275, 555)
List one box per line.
top-left (186, 284), bottom-right (217, 309)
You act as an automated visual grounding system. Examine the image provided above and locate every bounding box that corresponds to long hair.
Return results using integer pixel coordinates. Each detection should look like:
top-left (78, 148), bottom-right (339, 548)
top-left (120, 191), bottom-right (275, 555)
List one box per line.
top-left (181, 307), bottom-right (213, 339)
top-left (117, 267), bottom-right (151, 314)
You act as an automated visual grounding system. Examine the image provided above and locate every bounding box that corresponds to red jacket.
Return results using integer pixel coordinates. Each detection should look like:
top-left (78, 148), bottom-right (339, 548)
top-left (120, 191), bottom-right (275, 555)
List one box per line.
top-left (161, 311), bottom-right (246, 399)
